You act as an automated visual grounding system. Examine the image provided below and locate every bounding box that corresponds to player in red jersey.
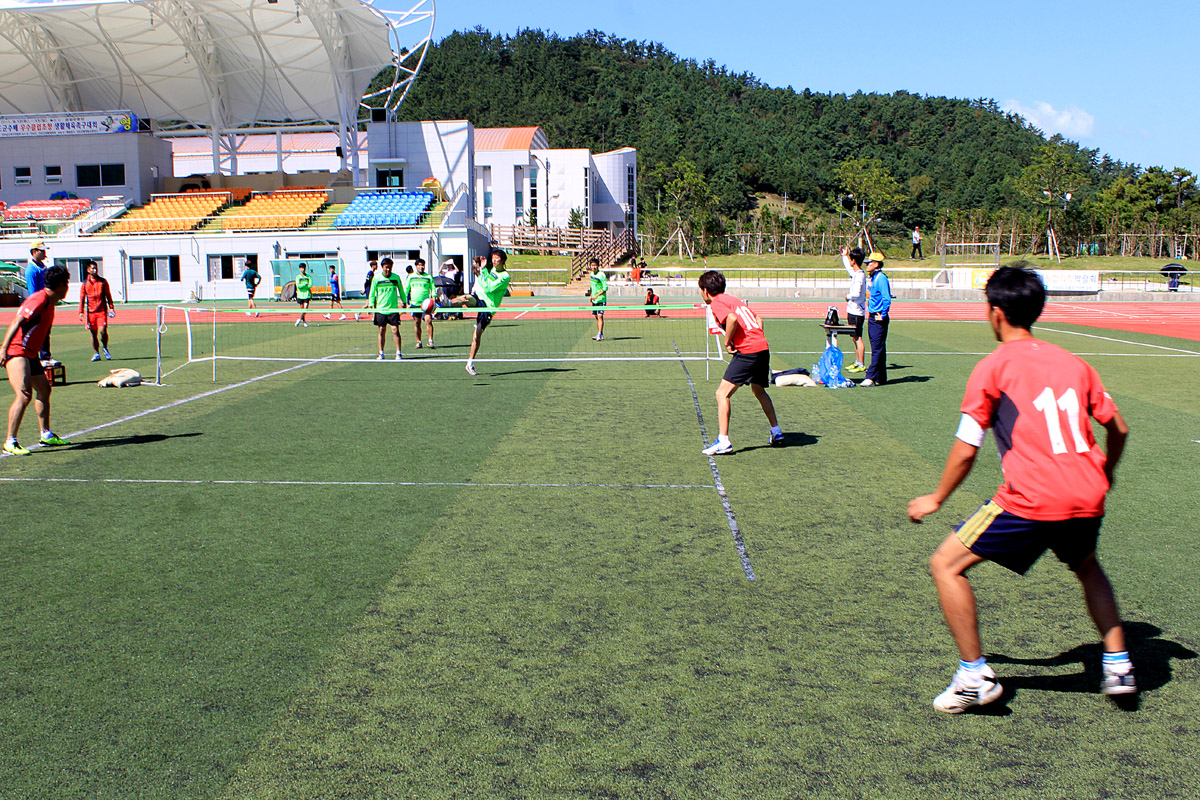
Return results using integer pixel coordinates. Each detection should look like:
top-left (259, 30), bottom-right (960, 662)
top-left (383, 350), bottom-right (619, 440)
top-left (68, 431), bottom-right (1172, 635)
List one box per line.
top-left (1, 265), bottom-right (72, 455)
top-left (697, 270), bottom-right (783, 455)
top-left (907, 266), bottom-right (1133, 713)
top-left (79, 260), bottom-right (115, 361)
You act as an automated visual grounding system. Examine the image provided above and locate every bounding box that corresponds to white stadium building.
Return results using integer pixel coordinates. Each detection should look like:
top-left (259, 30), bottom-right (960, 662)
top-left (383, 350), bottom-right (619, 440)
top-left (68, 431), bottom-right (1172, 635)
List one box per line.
top-left (0, 0), bottom-right (637, 303)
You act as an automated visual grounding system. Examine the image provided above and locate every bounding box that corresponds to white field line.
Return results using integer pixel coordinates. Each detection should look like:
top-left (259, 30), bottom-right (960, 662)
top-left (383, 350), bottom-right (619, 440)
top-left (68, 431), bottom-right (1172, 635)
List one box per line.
top-left (1036, 327), bottom-right (1200, 355)
top-left (0, 477), bottom-right (711, 489)
top-left (1053, 304), bottom-right (1137, 318)
top-left (1, 359), bottom-right (325, 460)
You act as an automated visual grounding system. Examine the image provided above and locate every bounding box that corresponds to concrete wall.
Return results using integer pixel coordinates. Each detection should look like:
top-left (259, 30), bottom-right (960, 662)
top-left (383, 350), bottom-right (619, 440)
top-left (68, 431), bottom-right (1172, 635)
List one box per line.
top-left (0, 132), bottom-right (172, 204)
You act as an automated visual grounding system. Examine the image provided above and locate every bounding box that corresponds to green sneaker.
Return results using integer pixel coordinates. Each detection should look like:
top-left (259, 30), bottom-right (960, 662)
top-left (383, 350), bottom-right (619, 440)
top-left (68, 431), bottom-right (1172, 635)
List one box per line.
top-left (39, 433), bottom-right (71, 447)
top-left (3, 440), bottom-right (30, 456)
top-left (846, 363), bottom-right (866, 373)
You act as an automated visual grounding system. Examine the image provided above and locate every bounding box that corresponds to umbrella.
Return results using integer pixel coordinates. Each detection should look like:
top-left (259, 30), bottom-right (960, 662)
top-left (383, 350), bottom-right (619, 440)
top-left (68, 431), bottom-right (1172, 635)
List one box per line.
top-left (1161, 263), bottom-right (1187, 278)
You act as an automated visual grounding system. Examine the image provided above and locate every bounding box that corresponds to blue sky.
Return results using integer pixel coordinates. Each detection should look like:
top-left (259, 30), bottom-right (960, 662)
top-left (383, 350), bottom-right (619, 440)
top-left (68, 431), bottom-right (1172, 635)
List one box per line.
top-left (389, 0), bottom-right (1197, 173)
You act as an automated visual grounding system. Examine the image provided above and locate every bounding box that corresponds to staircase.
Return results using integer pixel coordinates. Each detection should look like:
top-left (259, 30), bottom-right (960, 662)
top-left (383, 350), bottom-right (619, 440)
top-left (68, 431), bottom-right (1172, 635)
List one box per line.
top-left (568, 229), bottom-right (637, 281)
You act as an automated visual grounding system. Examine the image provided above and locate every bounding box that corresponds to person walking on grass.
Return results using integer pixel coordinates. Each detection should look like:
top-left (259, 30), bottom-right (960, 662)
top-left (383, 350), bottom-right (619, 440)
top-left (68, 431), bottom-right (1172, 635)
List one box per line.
top-left (841, 246), bottom-right (867, 372)
top-left (2, 266), bottom-right (71, 455)
top-left (79, 260), bottom-right (114, 361)
top-left (697, 270), bottom-right (783, 455)
top-left (907, 266), bottom-right (1134, 713)
top-left (450, 249), bottom-right (511, 376)
top-left (324, 264), bottom-right (346, 320)
top-left (241, 255), bottom-right (262, 317)
top-left (588, 257), bottom-right (608, 341)
top-left (911, 225), bottom-right (924, 260)
top-left (294, 263), bottom-right (312, 328)
top-left (369, 258), bottom-right (405, 360)
top-left (408, 258), bottom-right (436, 349)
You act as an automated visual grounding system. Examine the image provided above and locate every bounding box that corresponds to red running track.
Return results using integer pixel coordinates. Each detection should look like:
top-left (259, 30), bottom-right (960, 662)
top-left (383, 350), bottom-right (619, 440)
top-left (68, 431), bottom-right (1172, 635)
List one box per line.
top-left (3, 300), bottom-right (1198, 341)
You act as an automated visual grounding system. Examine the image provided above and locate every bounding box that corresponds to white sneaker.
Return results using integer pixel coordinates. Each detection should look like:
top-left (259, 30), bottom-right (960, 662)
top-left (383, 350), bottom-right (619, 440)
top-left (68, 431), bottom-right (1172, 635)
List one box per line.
top-left (1101, 663), bottom-right (1137, 696)
top-left (295, 320), bottom-right (301, 327)
top-left (415, 341), bottom-right (423, 349)
top-left (323, 314), bottom-right (331, 319)
top-left (593, 333), bottom-right (604, 341)
top-left (103, 348), bottom-right (111, 360)
top-left (465, 363), bottom-right (477, 376)
top-left (395, 352), bottom-right (403, 360)
top-left (354, 313), bottom-right (360, 321)
top-left (339, 314), bottom-right (347, 320)
top-left (933, 666), bottom-right (1003, 713)
top-left (701, 439), bottom-right (733, 456)
top-left (427, 339), bottom-right (434, 348)
top-left (860, 378), bottom-right (876, 387)
top-left (303, 322), bottom-right (308, 328)
top-left (376, 352), bottom-right (385, 361)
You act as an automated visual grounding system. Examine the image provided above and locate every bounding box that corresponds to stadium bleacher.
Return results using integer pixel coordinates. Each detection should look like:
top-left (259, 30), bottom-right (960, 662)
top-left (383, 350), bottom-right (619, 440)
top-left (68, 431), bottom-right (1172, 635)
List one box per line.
top-left (214, 188), bottom-right (328, 232)
top-left (3, 198), bottom-right (91, 221)
top-left (106, 192), bottom-right (231, 234)
top-left (333, 190), bottom-right (434, 228)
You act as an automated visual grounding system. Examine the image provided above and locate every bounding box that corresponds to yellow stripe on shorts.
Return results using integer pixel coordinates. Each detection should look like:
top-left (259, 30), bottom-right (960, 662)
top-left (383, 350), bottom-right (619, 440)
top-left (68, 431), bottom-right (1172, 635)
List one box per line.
top-left (956, 501), bottom-right (1005, 548)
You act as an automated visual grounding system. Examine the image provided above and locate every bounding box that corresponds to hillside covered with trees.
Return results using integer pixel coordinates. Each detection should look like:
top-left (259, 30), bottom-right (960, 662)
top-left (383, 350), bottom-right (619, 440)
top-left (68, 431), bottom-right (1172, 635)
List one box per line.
top-left (380, 28), bottom-right (1198, 257)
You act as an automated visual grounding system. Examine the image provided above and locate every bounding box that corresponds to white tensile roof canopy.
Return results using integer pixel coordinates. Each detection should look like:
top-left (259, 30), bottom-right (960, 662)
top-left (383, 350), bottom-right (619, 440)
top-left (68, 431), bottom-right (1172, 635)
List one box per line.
top-left (0, 0), bottom-right (433, 170)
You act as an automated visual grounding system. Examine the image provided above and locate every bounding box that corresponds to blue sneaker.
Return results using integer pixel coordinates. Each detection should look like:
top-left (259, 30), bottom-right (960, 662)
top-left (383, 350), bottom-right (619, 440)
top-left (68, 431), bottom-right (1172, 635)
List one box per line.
top-left (91, 353), bottom-right (101, 362)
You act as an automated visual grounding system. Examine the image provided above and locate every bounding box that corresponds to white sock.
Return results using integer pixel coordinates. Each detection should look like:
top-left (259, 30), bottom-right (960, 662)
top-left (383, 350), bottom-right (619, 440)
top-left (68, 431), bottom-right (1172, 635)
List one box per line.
top-left (41, 429), bottom-right (52, 438)
top-left (770, 425), bottom-right (782, 436)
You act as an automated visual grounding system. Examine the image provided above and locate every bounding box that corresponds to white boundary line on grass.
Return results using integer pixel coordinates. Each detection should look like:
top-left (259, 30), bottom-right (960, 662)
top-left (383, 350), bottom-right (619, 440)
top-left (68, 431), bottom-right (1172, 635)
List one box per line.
top-left (0, 477), bottom-right (712, 489)
top-left (675, 342), bottom-right (756, 582)
top-left (1036, 327), bottom-right (1200, 355)
top-left (1, 358), bottom-right (325, 460)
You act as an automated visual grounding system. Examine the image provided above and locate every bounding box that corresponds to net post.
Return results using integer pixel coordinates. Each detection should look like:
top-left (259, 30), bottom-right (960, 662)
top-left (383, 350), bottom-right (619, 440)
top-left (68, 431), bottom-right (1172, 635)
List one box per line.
top-left (212, 295), bottom-right (217, 382)
top-left (155, 304), bottom-right (162, 384)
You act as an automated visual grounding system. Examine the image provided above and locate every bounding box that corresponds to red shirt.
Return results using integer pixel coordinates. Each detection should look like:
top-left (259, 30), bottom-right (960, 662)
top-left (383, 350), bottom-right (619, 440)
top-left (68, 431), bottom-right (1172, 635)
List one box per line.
top-left (80, 275), bottom-right (114, 314)
top-left (708, 293), bottom-right (768, 354)
top-left (7, 289), bottom-right (56, 359)
top-left (961, 338), bottom-right (1118, 520)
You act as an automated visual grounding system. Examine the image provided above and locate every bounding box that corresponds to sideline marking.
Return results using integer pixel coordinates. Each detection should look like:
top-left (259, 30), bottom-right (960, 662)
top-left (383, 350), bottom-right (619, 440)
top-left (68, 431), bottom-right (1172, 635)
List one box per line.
top-left (0, 477), bottom-right (710, 489)
top-left (1056, 304), bottom-right (1137, 318)
top-left (1037, 327), bottom-right (1200, 355)
top-left (1, 359), bottom-right (325, 460)
top-left (513, 303), bottom-right (541, 320)
top-left (676, 343), bottom-right (756, 582)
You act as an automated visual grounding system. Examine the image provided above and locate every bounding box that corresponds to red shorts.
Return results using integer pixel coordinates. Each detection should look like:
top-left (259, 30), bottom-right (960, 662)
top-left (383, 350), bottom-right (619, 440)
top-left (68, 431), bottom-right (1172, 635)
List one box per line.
top-left (86, 311), bottom-right (108, 331)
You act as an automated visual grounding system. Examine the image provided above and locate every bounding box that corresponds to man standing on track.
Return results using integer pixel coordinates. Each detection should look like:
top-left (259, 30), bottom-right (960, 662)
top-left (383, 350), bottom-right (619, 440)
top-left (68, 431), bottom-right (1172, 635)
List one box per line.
top-left (79, 260), bottom-right (114, 361)
top-left (588, 257), bottom-right (608, 341)
top-left (241, 255), bottom-right (262, 317)
top-left (861, 252), bottom-right (891, 386)
top-left (907, 266), bottom-right (1134, 713)
top-left (2, 265), bottom-right (72, 455)
top-left (450, 249), bottom-right (511, 376)
top-left (697, 269), bottom-right (783, 455)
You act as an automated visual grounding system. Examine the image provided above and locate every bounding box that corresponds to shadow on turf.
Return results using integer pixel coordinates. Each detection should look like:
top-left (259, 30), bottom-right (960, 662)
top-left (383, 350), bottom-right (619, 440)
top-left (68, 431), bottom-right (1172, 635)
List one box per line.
top-left (484, 367), bottom-right (576, 377)
top-left (737, 431), bottom-right (819, 451)
top-left (65, 432), bottom-right (203, 451)
top-left (985, 622), bottom-right (1197, 712)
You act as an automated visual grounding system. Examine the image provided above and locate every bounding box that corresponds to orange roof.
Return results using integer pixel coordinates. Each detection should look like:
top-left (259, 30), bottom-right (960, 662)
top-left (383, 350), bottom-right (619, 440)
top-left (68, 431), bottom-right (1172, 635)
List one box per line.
top-left (474, 127), bottom-right (548, 151)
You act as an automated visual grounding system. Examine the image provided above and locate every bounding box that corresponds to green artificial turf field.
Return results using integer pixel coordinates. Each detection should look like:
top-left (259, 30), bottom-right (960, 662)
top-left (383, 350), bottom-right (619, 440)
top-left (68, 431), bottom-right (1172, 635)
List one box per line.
top-left (1, 311), bottom-right (1198, 799)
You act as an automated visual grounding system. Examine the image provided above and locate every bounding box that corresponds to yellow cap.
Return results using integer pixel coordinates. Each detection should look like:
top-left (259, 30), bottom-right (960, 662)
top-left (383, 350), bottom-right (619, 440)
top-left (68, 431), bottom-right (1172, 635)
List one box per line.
top-left (30, 239), bottom-right (45, 250)
top-left (865, 251), bottom-right (885, 264)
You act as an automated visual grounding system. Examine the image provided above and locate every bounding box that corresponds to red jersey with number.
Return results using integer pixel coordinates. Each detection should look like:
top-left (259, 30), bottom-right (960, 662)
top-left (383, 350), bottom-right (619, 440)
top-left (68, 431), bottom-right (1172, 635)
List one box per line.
top-left (708, 293), bottom-right (768, 354)
top-left (7, 289), bottom-right (56, 359)
top-left (961, 338), bottom-right (1118, 520)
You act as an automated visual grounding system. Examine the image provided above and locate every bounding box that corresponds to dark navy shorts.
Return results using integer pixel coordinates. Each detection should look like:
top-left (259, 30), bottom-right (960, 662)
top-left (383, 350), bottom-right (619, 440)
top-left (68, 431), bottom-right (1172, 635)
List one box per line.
top-left (722, 350), bottom-right (771, 387)
top-left (955, 501), bottom-right (1103, 575)
top-left (846, 313), bottom-right (864, 338)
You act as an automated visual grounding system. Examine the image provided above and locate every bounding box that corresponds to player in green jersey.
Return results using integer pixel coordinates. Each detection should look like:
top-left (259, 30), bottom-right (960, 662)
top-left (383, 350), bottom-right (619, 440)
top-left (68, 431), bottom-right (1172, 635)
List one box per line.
top-left (369, 257), bottom-right (406, 360)
top-left (450, 249), bottom-right (511, 375)
top-left (587, 257), bottom-right (608, 341)
top-left (408, 258), bottom-right (436, 349)
top-left (294, 263), bottom-right (312, 328)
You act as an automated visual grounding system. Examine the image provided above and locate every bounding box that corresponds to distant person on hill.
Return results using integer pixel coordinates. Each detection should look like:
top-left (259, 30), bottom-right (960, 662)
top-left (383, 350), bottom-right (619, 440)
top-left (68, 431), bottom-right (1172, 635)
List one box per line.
top-left (78, 260), bottom-right (115, 361)
top-left (911, 226), bottom-right (924, 260)
top-left (241, 255), bottom-right (261, 318)
top-left (908, 266), bottom-right (1134, 712)
top-left (841, 246), bottom-right (867, 373)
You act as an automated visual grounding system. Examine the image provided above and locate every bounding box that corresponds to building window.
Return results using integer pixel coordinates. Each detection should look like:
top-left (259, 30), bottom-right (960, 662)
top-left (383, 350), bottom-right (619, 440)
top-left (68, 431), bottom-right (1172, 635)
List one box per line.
top-left (376, 168), bottom-right (403, 188)
top-left (56, 257), bottom-right (103, 283)
top-left (626, 165), bottom-right (636, 206)
top-left (14, 166), bottom-right (31, 186)
top-left (484, 191), bottom-right (493, 217)
top-left (77, 163), bottom-right (126, 187)
top-left (45, 165), bottom-right (62, 185)
top-left (130, 255), bottom-right (180, 283)
top-left (583, 168), bottom-right (591, 227)
top-left (207, 254), bottom-right (254, 281)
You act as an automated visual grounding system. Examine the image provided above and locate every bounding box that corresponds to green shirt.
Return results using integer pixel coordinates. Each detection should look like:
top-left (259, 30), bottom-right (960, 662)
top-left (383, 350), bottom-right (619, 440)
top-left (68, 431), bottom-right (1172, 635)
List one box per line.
top-left (408, 272), bottom-right (434, 305)
top-left (589, 270), bottom-right (608, 304)
top-left (295, 272), bottom-right (312, 300)
top-left (476, 267), bottom-right (511, 308)
top-left (369, 273), bottom-right (405, 312)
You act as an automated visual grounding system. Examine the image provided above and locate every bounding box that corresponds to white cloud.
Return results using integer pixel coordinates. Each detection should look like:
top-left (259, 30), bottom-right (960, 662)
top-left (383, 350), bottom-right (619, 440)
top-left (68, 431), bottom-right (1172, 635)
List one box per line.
top-left (1001, 99), bottom-right (1095, 139)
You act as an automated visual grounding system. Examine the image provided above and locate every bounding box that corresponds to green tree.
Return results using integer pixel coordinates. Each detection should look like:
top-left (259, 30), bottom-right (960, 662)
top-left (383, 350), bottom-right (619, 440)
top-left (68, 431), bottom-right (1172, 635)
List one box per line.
top-left (834, 157), bottom-right (905, 247)
top-left (652, 157), bottom-right (717, 255)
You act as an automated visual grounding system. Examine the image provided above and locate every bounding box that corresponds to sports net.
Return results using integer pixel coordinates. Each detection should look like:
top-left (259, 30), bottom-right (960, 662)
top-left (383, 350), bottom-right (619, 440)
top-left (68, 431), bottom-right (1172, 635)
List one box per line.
top-left (154, 301), bottom-right (721, 381)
